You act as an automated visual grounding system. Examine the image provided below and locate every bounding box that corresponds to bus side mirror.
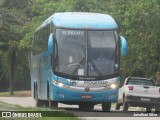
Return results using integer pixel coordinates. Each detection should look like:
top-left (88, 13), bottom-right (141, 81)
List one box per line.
top-left (48, 33), bottom-right (54, 54)
top-left (120, 36), bottom-right (127, 57)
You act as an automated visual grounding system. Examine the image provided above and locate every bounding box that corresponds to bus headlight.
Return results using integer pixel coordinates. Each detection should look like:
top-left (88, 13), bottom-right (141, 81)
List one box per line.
top-left (52, 80), bottom-right (63, 87)
top-left (58, 83), bottom-right (64, 88)
top-left (110, 84), bottom-right (117, 89)
top-left (52, 80), bottom-right (68, 88)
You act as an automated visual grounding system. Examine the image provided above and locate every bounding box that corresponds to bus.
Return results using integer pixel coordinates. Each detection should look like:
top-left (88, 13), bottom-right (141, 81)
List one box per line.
top-left (29, 12), bottom-right (127, 111)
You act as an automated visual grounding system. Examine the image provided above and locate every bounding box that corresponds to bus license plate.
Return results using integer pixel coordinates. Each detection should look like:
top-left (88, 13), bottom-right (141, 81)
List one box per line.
top-left (141, 98), bottom-right (150, 101)
top-left (82, 95), bottom-right (92, 99)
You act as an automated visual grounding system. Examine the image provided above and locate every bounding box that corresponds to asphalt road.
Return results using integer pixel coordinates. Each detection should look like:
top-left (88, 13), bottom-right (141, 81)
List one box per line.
top-left (0, 97), bottom-right (159, 120)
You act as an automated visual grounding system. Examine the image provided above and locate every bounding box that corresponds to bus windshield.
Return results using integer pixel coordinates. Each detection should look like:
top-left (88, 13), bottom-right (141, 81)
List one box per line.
top-left (55, 29), bottom-right (118, 79)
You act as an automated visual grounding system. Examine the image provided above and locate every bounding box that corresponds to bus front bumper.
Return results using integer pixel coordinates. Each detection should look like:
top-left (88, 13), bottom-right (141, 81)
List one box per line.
top-left (50, 85), bottom-right (118, 102)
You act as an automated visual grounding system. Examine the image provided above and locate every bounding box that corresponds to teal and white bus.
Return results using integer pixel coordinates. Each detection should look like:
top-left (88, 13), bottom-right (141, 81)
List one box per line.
top-left (30, 12), bottom-right (127, 111)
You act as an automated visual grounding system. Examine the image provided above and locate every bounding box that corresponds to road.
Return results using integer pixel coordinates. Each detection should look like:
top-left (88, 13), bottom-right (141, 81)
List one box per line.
top-left (0, 97), bottom-right (159, 120)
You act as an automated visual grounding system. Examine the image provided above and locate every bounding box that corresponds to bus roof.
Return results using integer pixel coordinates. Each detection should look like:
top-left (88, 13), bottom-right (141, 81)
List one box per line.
top-left (40, 12), bottom-right (118, 30)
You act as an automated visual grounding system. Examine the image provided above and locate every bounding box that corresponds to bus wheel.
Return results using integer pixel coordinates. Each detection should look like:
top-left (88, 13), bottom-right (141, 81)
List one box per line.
top-left (115, 103), bottom-right (121, 110)
top-left (102, 102), bottom-right (111, 111)
top-left (36, 100), bottom-right (44, 107)
top-left (79, 103), bottom-right (94, 110)
top-left (49, 100), bottom-right (58, 108)
top-left (35, 99), bottom-right (44, 107)
top-left (44, 101), bottom-right (49, 107)
top-left (35, 87), bottom-right (44, 107)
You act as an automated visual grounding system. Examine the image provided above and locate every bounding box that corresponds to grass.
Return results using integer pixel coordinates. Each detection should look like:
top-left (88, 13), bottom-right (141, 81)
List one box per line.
top-left (0, 91), bottom-right (81, 119)
top-left (0, 91), bottom-right (31, 97)
top-left (0, 101), bottom-right (80, 120)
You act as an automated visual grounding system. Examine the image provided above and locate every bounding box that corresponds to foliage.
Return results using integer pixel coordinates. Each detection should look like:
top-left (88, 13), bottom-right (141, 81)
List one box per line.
top-left (115, 0), bottom-right (160, 81)
top-left (0, 0), bottom-right (160, 92)
top-left (0, 0), bottom-right (30, 93)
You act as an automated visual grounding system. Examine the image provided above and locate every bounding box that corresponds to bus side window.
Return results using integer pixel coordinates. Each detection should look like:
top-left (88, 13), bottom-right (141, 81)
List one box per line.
top-left (32, 32), bottom-right (39, 55)
top-left (33, 25), bottom-right (50, 55)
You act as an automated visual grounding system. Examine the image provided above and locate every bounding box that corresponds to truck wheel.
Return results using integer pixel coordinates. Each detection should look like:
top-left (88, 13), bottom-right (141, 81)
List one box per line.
top-left (146, 107), bottom-right (152, 112)
top-left (115, 103), bottom-right (121, 110)
top-left (102, 102), bottom-right (111, 112)
top-left (155, 105), bottom-right (160, 113)
top-left (122, 102), bottom-right (128, 111)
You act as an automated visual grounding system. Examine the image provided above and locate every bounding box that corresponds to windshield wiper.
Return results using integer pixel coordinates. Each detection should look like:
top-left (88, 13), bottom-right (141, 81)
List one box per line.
top-left (72, 58), bottom-right (104, 79)
top-left (72, 57), bottom-right (86, 75)
top-left (88, 59), bottom-right (104, 79)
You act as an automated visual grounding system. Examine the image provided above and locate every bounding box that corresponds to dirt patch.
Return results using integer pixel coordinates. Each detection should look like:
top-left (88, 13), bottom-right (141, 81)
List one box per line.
top-left (0, 91), bottom-right (31, 97)
top-left (11, 91), bottom-right (31, 97)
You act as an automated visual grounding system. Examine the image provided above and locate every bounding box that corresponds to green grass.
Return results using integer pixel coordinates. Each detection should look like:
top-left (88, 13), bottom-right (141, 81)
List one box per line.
top-left (0, 102), bottom-right (80, 120)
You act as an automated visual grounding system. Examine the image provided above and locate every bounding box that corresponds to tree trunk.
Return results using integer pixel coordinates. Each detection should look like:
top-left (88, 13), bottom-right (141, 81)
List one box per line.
top-left (9, 48), bottom-right (16, 95)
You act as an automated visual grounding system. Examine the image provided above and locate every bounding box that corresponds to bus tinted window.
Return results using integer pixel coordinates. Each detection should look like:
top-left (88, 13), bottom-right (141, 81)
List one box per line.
top-left (33, 25), bottom-right (50, 55)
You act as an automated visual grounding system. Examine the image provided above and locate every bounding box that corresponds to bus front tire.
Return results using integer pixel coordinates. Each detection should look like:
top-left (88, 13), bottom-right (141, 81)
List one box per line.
top-left (102, 102), bottom-right (111, 112)
top-left (49, 100), bottom-right (58, 108)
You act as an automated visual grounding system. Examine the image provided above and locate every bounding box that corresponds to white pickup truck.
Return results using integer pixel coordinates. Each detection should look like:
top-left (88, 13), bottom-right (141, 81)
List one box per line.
top-left (116, 77), bottom-right (160, 112)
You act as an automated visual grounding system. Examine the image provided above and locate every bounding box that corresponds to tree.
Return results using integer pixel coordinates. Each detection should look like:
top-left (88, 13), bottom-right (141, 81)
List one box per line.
top-left (108, 0), bottom-right (160, 81)
top-left (1, 0), bottom-right (160, 93)
top-left (0, 0), bottom-right (29, 94)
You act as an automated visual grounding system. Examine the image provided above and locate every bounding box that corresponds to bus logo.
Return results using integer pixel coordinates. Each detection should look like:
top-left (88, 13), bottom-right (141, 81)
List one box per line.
top-left (70, 81), bottom-right (78, 86)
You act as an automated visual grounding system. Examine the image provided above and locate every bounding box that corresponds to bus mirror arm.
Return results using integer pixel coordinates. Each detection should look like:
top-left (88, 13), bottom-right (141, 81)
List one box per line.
top-left (48, 33), bottom-right (54, 54)
top-left (120, 36), bottom-right (127, 57)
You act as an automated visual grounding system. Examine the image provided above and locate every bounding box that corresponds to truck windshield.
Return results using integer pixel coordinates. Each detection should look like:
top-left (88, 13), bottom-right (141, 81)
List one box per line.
top-left (55, 29), bottom-right (118, 79)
